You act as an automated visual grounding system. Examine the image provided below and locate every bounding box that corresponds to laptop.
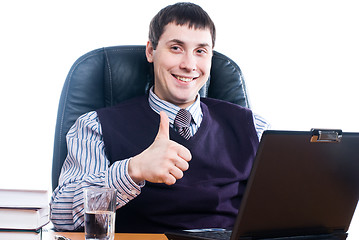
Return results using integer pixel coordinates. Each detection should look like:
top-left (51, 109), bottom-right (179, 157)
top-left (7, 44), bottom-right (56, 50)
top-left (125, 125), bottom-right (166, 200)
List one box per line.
top-left (165, 129), bottom-right (359, 240)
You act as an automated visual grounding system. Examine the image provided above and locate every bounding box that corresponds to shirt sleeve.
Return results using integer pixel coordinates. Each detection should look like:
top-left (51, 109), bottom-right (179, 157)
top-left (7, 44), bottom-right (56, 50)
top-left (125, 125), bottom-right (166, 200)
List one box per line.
top-left (50, 111), bottom-right (144, 231)
top-left (252, 113), bottom-right (271, 140)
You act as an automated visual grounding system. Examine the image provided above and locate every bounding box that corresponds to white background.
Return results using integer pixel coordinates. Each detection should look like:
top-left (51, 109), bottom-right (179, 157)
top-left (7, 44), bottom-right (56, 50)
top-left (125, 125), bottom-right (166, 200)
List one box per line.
top-left (0, 0), bottom-right (358, 238)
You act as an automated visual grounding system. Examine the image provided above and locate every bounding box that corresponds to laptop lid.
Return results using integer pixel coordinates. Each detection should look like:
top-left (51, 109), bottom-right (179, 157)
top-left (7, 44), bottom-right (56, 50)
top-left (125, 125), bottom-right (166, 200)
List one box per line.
top-left (231, 129), bottom-right (359, 240)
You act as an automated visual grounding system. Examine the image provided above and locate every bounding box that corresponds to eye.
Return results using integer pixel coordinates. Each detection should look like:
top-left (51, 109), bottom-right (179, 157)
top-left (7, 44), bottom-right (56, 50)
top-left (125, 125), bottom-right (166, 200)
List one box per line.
top-left (170, 45), bottom-right (182, 53)
top-left (196, 48), bottom-right (208, 55)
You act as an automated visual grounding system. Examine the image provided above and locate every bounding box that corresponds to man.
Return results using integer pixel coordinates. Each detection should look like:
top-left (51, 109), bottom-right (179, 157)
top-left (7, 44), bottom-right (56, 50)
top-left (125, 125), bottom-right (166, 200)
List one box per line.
top-left (50, 2), bottom-right (269, 233)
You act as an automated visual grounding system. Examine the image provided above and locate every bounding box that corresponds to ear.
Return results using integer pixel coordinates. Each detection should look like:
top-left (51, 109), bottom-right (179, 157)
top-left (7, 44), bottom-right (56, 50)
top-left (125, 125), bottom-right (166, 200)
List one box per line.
top-left (145, 41), bottom-right (154, 63)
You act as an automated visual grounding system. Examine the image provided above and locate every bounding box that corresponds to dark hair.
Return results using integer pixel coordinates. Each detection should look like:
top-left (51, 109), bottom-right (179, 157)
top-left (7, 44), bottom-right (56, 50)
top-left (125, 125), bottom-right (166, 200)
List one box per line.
top-left (149, 2), bottom-right (216, 49)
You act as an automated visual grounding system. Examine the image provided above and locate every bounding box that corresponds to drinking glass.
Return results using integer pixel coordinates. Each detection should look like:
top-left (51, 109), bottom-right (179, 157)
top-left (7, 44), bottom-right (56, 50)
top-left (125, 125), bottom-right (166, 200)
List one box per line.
top-left (84, 187), bottom-right (116, 240)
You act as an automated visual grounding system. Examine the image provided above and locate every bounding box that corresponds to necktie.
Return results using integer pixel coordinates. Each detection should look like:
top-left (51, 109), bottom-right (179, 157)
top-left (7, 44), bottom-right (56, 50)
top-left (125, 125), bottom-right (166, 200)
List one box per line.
top-left (174, 109), bottom-right (192, 140)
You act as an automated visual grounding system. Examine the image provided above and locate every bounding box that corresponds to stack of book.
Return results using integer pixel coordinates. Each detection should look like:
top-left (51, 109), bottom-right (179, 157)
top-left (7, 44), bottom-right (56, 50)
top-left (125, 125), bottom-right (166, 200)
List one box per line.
top-left (0, 188), bottom-right (50, 240)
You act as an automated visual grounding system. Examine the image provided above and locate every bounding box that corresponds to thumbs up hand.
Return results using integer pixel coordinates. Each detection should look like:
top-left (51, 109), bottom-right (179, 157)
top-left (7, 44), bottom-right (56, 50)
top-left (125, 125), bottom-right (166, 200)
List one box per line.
top-left (128, 111), bottom-right (192, 185)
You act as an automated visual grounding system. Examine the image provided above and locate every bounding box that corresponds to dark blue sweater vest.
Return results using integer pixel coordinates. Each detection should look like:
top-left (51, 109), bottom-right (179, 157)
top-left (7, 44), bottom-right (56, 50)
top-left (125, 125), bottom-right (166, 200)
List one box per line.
top-left (97, 95), bottom-right (259, 233)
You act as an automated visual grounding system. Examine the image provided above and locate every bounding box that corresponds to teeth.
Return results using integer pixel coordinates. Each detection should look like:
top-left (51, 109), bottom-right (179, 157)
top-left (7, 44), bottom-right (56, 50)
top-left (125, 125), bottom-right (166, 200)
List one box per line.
top-left (176, 76), bottom-right (193, 82)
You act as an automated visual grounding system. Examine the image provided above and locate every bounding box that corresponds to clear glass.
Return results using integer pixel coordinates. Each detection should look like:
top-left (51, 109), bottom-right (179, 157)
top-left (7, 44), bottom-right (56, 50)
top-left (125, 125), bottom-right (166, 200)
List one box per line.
top-left (84, 187), bottom-right (116, 240)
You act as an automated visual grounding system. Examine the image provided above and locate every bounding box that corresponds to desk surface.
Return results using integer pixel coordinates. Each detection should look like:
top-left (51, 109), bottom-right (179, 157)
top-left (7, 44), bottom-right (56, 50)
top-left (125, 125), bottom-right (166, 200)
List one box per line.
top-left (44, 231), bottom-right (167, 240)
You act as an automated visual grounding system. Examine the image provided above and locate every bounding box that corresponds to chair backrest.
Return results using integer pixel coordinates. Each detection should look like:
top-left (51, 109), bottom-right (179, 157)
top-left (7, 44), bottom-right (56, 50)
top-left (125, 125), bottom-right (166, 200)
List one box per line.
top-left (52, 45), bottom-right (251, 190)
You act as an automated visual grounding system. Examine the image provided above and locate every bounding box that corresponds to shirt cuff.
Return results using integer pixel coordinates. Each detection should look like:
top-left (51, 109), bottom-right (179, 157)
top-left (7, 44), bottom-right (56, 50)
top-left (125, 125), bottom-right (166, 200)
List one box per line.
top-left (106, 158), bottom-right (144, 206)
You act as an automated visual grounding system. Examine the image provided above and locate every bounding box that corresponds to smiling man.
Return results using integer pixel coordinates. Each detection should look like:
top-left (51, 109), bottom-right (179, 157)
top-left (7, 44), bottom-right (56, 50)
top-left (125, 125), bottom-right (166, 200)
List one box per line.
top-left (50, 2), bottom-right (269, 233)
top-left (146, 22), bottom-right (213, 109)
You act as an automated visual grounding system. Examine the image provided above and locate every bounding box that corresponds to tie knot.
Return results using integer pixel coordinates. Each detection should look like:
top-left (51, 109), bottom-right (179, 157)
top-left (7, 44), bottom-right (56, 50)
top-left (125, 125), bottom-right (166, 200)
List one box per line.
top-left (174, 109), bottom-right (192, 128)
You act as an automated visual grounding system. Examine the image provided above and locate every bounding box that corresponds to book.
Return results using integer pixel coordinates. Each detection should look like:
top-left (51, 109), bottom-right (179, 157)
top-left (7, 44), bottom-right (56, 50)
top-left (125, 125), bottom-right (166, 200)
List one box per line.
top-left (0, 188), bottom-right (50, 231)
top-left (0, 207), bottom-right (49, 230)
top-left (0, 189), bottom-right (49, 208)
top-left (0, 230), bottom-right (41, 240)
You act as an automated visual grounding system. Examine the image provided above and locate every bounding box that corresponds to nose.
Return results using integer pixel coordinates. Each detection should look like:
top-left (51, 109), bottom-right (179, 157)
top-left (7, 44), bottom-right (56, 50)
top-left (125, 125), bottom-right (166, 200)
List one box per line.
top-left (179, 52), bottom-right (197, 71)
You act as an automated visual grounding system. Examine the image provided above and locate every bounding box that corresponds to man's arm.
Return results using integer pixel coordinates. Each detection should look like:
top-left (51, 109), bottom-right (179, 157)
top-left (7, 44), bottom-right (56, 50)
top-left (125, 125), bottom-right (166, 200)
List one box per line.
top-left (50, 111), bottom-right (142, 231)
top-left (253, 113), bottom-right (270, 140)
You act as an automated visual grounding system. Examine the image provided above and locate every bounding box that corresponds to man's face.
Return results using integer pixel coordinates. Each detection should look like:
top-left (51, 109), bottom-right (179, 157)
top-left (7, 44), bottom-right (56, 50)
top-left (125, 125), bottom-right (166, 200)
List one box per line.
top-left (146, 23), bottom-right (213, 109)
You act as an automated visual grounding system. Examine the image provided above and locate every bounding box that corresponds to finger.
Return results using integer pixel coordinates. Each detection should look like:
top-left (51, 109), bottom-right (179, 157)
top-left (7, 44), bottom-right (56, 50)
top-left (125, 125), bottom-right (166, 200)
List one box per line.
top-left (156, 111), bottom-right (170, 140)
top-left (177, 146), bottom-right (192, 162)
top-left (173, 158), bottom-right (190, 172)
top-left (169, 166), bottom-right (184, 180)
top-left (163, 174), bottom-right (177, 185)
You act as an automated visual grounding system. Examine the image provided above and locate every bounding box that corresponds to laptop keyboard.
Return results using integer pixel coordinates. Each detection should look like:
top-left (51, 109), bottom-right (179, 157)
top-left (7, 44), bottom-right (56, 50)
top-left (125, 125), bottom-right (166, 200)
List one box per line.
top-left (185, 230), bottom-right (232, 240)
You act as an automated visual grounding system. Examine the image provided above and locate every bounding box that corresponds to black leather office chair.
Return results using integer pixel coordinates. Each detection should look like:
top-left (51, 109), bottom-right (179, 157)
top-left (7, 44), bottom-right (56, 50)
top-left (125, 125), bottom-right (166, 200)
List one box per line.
top-left (52, 45), bottom-right (251, 191)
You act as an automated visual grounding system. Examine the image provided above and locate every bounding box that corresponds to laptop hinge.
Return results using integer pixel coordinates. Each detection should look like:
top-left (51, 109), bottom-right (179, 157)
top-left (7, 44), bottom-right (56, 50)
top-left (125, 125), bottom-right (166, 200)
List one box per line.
top-left (310, 129), bottom-right (342, 143)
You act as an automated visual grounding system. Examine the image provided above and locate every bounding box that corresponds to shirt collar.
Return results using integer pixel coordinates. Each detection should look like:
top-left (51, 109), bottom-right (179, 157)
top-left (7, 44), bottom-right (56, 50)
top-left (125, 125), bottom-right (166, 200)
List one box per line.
top-left (148, 87), bottom-right (202, 126)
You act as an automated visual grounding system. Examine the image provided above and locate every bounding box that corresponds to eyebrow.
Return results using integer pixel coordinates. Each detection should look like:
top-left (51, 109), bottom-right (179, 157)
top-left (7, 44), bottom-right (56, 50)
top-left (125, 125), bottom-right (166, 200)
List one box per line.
top-left (167, 39), bottom-right (211, 48)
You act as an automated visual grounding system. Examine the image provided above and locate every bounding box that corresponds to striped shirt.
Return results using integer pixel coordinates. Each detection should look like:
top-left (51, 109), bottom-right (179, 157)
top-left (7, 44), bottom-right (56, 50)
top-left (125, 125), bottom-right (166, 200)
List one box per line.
top-left (50, 89), bottom-right (270, 231)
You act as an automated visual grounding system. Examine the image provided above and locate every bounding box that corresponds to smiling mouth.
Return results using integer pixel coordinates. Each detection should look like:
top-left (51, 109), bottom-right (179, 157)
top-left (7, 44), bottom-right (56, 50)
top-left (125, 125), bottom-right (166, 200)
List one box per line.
top-left (173, 74), bottom-right (198, 82)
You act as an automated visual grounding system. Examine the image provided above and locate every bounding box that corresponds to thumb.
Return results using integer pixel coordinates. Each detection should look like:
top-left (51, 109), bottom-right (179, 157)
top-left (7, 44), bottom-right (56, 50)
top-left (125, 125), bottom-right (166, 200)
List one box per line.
top-left (156, 111), bottom-right (170, 140)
